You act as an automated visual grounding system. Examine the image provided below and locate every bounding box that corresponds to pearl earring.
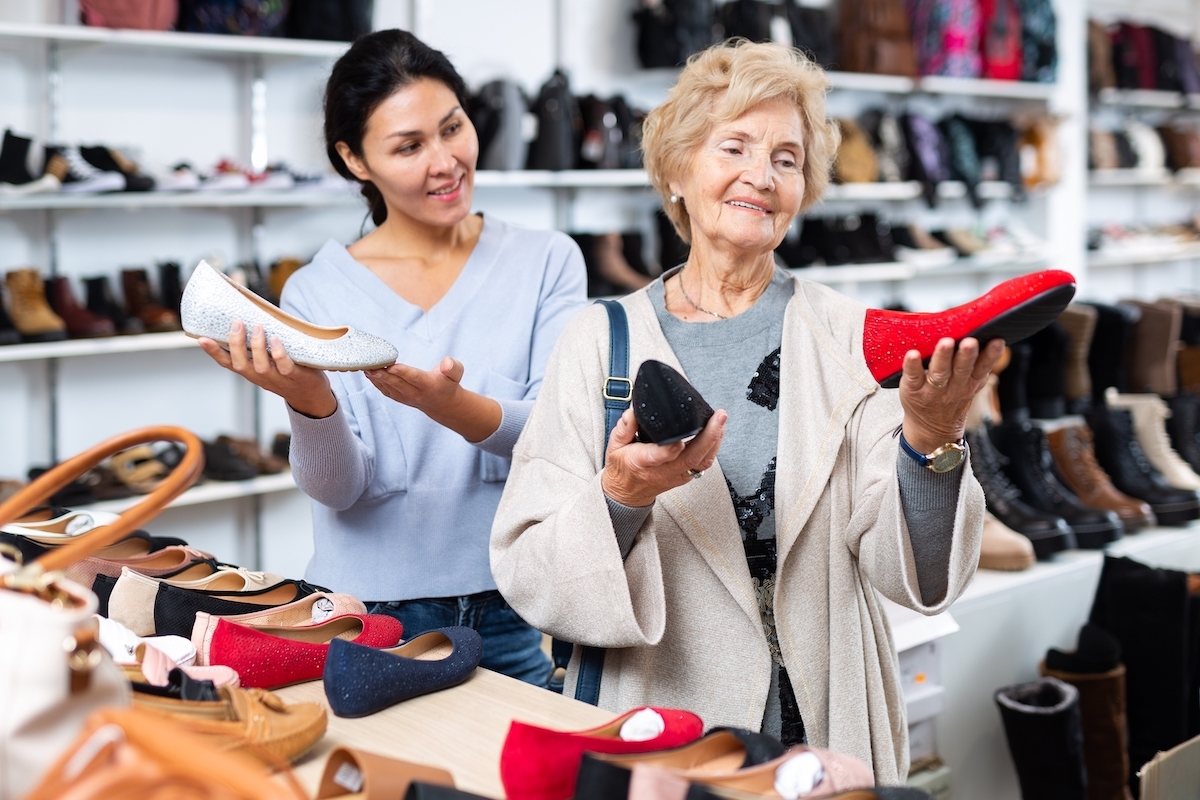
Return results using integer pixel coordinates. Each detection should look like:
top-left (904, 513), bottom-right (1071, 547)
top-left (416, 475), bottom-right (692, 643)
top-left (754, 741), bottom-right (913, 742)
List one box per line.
top-left (669, 193), bottom-right (680, 204)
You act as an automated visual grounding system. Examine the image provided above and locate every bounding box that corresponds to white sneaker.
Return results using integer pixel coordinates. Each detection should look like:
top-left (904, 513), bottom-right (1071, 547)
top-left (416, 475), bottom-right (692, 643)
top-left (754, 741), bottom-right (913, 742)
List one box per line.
top-left (181, 260), bottom-right (398, 371)
top-left (1107, 389), bottom-right (1200, 491)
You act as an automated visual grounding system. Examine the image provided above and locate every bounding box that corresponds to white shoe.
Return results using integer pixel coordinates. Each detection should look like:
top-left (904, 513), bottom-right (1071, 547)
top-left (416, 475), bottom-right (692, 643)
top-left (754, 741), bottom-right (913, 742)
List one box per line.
top-left (180, 260), bottom-right (397, 371)
top-left (94, 613), bottom-right (196, 666)
top-left (1, 509), bottom-right (121, 538)
top-left (1107, 389), bottom-right (1200, 491)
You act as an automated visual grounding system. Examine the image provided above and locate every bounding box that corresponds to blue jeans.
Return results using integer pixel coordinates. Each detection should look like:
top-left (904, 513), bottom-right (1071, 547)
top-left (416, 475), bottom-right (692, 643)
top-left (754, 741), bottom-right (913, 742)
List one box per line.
top-left (367, 590), bottom-right (551, 688)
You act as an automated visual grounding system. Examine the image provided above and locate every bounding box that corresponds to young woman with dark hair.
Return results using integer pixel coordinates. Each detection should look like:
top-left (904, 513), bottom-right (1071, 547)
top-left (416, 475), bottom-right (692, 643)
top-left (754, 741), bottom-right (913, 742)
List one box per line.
top-left (197, 29), bottom-right (586, 685)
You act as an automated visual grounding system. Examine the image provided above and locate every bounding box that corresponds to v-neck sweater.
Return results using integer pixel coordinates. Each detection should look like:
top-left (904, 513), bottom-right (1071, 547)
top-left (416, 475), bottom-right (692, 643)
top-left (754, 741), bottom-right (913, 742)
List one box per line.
top-left (280, 215), bottom-right (587, 600)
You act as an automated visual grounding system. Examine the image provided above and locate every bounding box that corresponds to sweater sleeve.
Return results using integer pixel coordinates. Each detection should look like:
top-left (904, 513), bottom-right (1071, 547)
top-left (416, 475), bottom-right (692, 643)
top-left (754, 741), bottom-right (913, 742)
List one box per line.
top-left (473, 233), bottom-right (587, 458)
top-left (896, 451), bottom-right (963, 606)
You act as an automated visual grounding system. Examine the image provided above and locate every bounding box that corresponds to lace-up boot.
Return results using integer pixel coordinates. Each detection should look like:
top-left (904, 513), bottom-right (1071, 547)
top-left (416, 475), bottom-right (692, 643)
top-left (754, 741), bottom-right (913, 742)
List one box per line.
top-left (1124, 299), bottom-right (1181, 396)
top-left (5, 268), bottom-right (66, 342)
top-left (1058, 305), bottom-right (1098, 414)
top-left (1048, 423), bottom-right (1155, 533)
top-left (1165, 392), bottom-right (1200, 473)
top-left (1086, 405), bottom-right (1200, 525)
top-left (1107, 390), bottom-right (1200, 491)
top-left (989, 420), bottom-right (1123, 548)
top-left (965, 427), bottom-right (1074, 558)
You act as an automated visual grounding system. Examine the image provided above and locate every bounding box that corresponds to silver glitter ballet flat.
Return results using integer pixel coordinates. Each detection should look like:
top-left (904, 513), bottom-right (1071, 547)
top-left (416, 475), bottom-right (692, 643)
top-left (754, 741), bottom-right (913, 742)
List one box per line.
top-left (180, 261), bottom-right (398, 371)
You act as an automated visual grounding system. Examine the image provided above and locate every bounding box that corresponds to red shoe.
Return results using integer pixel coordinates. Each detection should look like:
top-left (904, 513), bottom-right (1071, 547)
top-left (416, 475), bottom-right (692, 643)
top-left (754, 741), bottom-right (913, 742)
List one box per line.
top-left (863, 269), bottom-right (1076, 387)
top-left (500, 706), bottom-right (704, 800)
top-left (192, 613), bottom-right (402, 689)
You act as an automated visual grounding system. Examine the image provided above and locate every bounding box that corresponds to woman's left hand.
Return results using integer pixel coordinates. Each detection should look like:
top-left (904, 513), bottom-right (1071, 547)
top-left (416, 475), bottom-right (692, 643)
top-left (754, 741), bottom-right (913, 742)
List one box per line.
top-left (899, 337), bottom-right (1007, 453)
top-left (365, 356), bottom-right (502, 443)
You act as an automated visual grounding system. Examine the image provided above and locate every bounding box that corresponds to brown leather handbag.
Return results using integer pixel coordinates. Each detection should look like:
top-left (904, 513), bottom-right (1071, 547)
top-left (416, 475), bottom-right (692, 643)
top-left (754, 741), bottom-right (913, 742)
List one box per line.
top-left (834, 119), bottom-right (880, 183)
top-left (836, 0), bottom-right (917, 76)
top-left (0, 427), bottom-right (204, 800)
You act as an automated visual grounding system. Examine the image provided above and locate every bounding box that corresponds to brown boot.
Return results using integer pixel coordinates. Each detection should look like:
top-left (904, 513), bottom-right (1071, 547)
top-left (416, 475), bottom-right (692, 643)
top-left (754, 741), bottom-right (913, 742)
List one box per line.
top-left (1059, 304), bottom-right (1098, 411)
top-left (1048, 423), bottom-right (1156, 532)
top-left (46, 276), bottom-right (115, 338)
top-left (1125, 299), bottom-right (1181, 396)
top-left (268, 257), bottom-right (304, 303)
top-left (121, 268), bottom-right (179, 332)
top-left (5, 268), bottom-right (66, 342)
top-left (1040, 661), bottom-right (1134, 800)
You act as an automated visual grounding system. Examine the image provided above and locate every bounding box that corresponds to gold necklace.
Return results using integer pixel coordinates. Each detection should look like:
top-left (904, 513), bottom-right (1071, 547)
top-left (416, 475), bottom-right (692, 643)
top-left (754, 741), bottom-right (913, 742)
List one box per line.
top-left (677, 268), bottom-right (729, 320)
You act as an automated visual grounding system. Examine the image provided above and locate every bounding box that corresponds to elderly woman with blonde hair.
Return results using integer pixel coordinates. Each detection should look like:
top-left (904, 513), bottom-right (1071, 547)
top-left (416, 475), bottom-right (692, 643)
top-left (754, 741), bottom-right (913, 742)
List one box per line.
top-left (491, 41), bottom-right (1007, 782)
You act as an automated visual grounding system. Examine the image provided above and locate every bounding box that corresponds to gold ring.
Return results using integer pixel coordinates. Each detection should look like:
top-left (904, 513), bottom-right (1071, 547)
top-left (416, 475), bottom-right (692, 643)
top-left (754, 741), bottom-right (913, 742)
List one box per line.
top-left (927, 376), bottom-right (947, 389)
top-left (688, 469), bottom-right (704, 480)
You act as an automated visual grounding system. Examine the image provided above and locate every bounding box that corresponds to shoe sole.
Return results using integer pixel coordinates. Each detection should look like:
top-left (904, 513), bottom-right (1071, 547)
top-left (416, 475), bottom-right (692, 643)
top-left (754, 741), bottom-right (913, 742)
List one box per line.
top-left (1073, 525), bottom-right (1123, 549)
top-left (19, 330), bottom-right (68, 343)
top-left (979, 552), bottom-right (1037, 570)
top-left (1027, 529), bottom-right (1075, 560)
top-left (186, 332), bottom-right (396, 372)
top-left (879, 283), bottom-right (1077, 389)
top-left (1149, 501), bottom-right (1200, 527)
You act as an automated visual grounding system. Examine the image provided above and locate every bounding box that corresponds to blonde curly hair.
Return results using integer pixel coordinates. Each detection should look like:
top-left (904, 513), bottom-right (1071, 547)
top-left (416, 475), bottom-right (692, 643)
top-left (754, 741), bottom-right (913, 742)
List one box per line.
top-left (641, 39), bottom-right (840, 244)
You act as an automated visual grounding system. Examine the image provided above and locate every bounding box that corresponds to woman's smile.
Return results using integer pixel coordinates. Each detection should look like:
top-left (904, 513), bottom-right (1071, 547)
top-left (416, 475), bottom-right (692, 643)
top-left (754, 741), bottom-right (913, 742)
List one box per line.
top-left (726, 196), bottom-right (772, 214)
top-left (429, 176), bottom-right (464, 201)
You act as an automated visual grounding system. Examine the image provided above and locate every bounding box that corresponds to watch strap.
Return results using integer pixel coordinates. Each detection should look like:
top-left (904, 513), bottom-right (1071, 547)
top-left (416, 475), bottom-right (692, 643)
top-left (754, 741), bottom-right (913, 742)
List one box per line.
top-left (898, 431), bottom-right (931, 467)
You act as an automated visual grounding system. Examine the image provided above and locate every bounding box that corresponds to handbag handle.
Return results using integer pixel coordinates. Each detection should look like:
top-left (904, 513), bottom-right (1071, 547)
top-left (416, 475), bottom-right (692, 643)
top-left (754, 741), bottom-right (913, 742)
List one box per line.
top-left (0, 426), bottom-right (204, 580)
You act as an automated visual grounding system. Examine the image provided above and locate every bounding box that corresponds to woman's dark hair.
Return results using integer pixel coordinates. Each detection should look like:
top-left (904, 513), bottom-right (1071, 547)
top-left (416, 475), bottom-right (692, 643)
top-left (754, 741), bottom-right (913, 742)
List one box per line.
top-left (324, 29), bottom-right (470, 226)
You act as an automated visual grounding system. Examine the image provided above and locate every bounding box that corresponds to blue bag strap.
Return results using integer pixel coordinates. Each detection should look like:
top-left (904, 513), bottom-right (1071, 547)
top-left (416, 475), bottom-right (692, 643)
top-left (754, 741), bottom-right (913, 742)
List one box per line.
top-left (551, 299), bottom-right (629, 705)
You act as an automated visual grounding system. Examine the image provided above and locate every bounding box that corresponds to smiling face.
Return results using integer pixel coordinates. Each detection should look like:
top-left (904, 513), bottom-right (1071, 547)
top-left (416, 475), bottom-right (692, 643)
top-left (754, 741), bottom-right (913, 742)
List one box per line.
top-left (672, 98), bottom-right (806, 257)
top-left (336, 77), bottom-right (478, 228)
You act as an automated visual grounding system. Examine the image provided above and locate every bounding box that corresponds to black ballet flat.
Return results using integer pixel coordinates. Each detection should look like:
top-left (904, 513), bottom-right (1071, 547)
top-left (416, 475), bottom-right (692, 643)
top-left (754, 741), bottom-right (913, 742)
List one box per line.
top-left (632, 360), bottom-right (714, 444)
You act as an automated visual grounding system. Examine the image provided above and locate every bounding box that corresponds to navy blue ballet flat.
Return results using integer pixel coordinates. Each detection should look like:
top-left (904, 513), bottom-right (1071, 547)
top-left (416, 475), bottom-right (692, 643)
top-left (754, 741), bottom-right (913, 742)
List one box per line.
top-left (322, 626), bottom-right (483, 718)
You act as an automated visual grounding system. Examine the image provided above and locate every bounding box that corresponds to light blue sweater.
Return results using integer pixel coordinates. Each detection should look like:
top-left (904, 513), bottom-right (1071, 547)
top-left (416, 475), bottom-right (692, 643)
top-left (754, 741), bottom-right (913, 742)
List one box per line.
top-left (280, 215), bottom-right (587, 601)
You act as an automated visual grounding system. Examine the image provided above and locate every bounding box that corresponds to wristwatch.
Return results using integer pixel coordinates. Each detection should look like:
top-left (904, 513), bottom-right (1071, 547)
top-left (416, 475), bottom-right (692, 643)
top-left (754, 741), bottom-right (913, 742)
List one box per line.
top-left (899, 431), bottom-right (966, 473)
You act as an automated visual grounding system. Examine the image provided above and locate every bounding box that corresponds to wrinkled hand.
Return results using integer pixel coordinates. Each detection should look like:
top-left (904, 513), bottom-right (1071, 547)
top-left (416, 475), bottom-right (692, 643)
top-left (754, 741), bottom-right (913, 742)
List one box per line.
top-left (600, 407), bottom-right (728, 508)
top-left (197, 320), bottom-right (335, 418)
top-left (899, 337), bottom-right (1006, 453)
top-left (364, 356), bottom-right (466, 415)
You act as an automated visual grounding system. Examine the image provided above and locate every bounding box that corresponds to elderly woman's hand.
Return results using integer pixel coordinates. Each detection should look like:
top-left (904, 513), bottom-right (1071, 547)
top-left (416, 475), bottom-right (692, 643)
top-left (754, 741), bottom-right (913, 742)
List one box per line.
top-left (899, 336), bottom-right (1006, 453)
top-left (601, 407), bottom-right (728, 508)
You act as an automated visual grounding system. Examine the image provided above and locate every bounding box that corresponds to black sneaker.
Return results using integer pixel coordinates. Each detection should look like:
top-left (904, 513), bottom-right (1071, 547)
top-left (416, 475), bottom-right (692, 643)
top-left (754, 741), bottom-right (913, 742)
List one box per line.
top-left (0, 130), bottom-right (59, 194)
top-left (44, 146), bottom-right (125, 193)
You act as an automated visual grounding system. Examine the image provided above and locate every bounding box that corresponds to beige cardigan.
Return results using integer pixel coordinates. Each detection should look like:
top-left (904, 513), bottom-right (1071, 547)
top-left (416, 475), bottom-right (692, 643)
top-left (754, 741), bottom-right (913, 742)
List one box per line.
top-left (490, 277), bottom-right (984, 784)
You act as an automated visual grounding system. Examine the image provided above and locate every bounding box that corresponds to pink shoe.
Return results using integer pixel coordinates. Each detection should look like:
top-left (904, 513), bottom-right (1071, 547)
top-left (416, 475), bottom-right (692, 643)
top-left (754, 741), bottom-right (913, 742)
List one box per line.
top-left (190, 591), bottom-right (366, 633)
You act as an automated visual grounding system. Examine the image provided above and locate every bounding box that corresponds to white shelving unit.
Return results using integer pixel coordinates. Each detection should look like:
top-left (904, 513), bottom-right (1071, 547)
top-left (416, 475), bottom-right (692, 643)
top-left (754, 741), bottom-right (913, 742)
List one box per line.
top-left (79, 471), bottom-right (296, 514)
top-left (0, 20), bottom-right (348, 57)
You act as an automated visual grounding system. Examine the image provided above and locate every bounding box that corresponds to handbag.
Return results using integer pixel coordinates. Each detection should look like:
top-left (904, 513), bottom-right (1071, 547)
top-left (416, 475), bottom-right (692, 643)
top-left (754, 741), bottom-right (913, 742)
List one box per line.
top-left (176, 0), bottom-right (288, 35)
top-left (78, 0), bottom-right (178, 29)
top-left (526, 70), bottom-right (582, 172)
top-left (283, 0), bottom-right (372, 42)
top-left (550, 299), bottom-right (630, 706)
top-left (0, 426), bottom-right (203, 800)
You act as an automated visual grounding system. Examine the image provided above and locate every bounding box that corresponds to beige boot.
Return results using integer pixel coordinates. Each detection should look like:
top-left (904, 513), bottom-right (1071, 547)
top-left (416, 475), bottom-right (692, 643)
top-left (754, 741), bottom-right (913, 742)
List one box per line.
top-left (979, 512), bottom-right (1036, 571)
top-left (5, 268), bottom-right (66, 342)
top-left (1107, 388), bottom-right (1200, 491)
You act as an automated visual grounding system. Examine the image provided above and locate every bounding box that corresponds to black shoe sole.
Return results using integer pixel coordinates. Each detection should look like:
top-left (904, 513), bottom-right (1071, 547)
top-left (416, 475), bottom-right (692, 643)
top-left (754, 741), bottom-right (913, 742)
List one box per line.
top-left (1025, 529), bottom-right (1076, 559)
top-left (1073, 524), bottom-right (1123, 549)
top-left (879, 283), bottom-right (1076, 389)
top-left (1150, 502), bottom-right (1200, 527)
top-left (19, 330), bottom-right (68, 343)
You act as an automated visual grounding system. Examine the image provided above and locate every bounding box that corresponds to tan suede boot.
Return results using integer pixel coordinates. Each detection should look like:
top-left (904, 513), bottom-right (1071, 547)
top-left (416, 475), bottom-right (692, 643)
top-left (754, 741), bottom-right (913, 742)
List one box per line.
top-left (5, 268), bottom-right (66, 342)
top-left (1059, 304), bottom-right (1098, 410)
top-left (979, 512), bottom-right (1036, 570)
top-left (1107, 389), bottom-right (1200, 491)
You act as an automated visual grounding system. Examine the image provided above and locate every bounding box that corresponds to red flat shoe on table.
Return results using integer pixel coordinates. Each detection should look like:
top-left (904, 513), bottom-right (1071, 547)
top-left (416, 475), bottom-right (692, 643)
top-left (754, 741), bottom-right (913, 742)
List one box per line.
top-left (501, 706), bottom-right (704, 800)
top-left (863, 269), bottom-right (1076, 388)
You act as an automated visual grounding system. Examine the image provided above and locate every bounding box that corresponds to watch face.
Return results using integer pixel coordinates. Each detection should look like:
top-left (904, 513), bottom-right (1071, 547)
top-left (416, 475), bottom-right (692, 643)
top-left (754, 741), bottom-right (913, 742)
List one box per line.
top-left (930, 445), bottom-right (965, 473)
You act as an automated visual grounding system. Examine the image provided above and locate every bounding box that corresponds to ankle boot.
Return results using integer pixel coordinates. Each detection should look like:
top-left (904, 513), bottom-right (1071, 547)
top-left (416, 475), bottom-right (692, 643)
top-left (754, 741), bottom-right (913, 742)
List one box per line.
top-left (121, 268), bottom-right (179, 333)
top-left (1090, 556), bottom-right (1193, 793)
top-left (5, 269), bottom-right (66, 342)
top-left (46, 276), bottom-right (115, 338)
top-left (1178, 301), bottom-right (1200, 395)
top-left (965, 426), bottom-right (1075, 558)
top-left (979, 512), bottom-right (1037, 571)
top-left (0, 288), bottom-right (21, 345)
top-left (1060, 305), bottom-right (1098, 414)
top-left (989, 420), bottom-right (1123, 548)
top-left (995, 677), bottom-right (1088, 800)
top-left (1086, 302), bottom-right (1141, 401)
top-left (1124, 299), bottom-right (1181, 396)
top-left (1107, 390), bottom-right (1200, 491)
top-left (1047, 424), bottom-right (1156, 533)
top-left (1086, 405), bottom-right (1200, 525)
top-left (1164, 393), bottom-right (1200, 473)
top-left (1028, 322), bottom-right (1071, 420)
top-left (157, 262), bottom-right (183, 315)
top-left (998, 340), bottom-right (1033, 422)
top-left (84, 275), bottom-right (142, 335)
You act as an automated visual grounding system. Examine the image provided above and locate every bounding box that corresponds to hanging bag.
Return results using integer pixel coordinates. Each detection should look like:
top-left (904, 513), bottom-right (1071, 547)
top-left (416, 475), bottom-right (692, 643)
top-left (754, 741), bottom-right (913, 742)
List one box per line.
top-left (0, 426), bottom-right (203, 799)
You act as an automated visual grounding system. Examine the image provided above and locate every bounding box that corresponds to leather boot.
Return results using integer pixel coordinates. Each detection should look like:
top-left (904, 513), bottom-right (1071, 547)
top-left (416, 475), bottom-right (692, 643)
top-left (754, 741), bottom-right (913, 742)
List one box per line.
top-left (121, 268), bottom-right (179, 332)
top-left (990, 420), bottom-right (1124, 548)
top-left (1059, 304), bottom-right (1098, 414)
top-left (1086, 405), bottom-right (1200, 525)
top-left (5, 268), bottom-right (66, 342)
top-left (997, 340), bottom-right (1033, 422)
top-left (84, 275), bottom-right (142, 334)
top-left (1048, 424), bottom-right (1156, 532)
top-left (966, 426), bottom-right (1075, 558)
top-left (268, 257), bottom-right (303, 304)
top-left (994, 677), bottom-right (1088, 800)
top-left (46, 276), bottom-right (115, 338)
top-left (1086, 302), bottom-right (1141, 401)
top-left (0, 288), bottom-right (21, 345)
top-left (1107, 390), bottom-right (1200, 491)
top-left (158, 262), bottom-right (183, 315)
top-left (1178, 300), bottom-right (1200, 395)
top-left (1027, 321), bottom-right (1070, 420)
top-left (1124, 299), bottom-right (1181, 396)
top-left (979, 512), bottom-right (1036, 571)
top-left (1165, 393), bottom-right (1200, 473)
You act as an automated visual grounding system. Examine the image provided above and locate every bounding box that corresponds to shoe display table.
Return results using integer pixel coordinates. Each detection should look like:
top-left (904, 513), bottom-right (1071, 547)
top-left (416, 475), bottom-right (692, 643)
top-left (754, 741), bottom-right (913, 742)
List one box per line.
top-left (277, 668), bottom-right (611, 798)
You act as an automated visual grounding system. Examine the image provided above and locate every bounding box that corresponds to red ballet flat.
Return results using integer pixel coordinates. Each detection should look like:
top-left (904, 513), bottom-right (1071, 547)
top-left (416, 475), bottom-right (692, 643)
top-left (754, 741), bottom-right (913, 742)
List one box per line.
top-left (500, 706), bottom-right (704, 800)
top-left (863, 269), bottom-right (1076, 388)
top-left (194, 613), bottom-right (403, 689)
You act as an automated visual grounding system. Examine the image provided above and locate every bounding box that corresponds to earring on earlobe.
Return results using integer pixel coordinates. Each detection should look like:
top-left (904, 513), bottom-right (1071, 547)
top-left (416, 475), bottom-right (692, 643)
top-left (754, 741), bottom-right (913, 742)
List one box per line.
top-left (669, 193), bottom-right (680, 204)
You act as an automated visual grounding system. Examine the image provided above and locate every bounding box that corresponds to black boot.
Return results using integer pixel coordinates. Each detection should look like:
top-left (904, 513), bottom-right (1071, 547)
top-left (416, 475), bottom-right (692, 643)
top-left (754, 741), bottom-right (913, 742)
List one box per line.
top-left (1086, 405), bottom-right (1200, 525)
top-left (995, 677), bottom-right (1088, 800)
top-left (158, 262), bottom-right (183, 316)
top-left (998, 340), bottom-right (1033, 422)
top-left (1090, 556), bottom-right (1193, 793)
top-left (1027, 321), bottom-right (1071, 420)
top-left (1165, 393), bottom-right (1200, 474)
top-left (0, 288), bottom-right (20, 345)
top-left (0, 129), bottom-right (38, 186)
top-left (966, 427), bottom-right (1075, 558)
top-left (1085, 302), bottom-right (1141, 401)
top-left (83, 275), bottom-right (142, 335)
top-left (989, 420), bottom-right (1123, 548)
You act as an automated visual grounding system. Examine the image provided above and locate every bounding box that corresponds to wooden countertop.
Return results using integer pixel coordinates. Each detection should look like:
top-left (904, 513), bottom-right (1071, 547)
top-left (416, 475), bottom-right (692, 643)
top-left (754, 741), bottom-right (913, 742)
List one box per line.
top-left (276, 669), bottom-right (612, 798)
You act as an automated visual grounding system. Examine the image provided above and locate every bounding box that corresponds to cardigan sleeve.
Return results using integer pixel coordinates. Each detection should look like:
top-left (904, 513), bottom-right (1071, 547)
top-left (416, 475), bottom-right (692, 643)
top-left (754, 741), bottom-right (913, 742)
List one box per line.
top-left (490, 304), bottom-right (667, 649)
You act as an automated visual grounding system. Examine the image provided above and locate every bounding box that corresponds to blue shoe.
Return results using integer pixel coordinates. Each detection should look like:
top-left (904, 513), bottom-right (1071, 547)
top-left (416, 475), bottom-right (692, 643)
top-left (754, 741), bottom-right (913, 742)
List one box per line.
top-left (323, 626), bottom-right (483, 718)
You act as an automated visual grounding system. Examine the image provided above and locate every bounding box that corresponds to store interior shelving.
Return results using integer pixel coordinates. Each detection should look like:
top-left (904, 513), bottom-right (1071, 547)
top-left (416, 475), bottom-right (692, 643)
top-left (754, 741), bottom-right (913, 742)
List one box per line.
top-left (79, 470), bottom-right (296, 514)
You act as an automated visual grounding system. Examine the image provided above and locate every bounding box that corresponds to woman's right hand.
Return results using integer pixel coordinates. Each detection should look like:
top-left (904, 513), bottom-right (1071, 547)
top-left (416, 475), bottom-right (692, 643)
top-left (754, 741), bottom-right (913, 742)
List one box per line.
top-left (600, 407), bottom-right (727, 508)
top-left (197, 320), bottom-right (338, 419)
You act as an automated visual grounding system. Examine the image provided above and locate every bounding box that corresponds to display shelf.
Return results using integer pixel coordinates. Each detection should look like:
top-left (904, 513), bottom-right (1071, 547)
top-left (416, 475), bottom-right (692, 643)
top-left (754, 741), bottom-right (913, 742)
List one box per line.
top-left (787, 253), bottom-right (1048, 284)
top-left (0, 21), bottom-right (348, 58)
top-left (1089, 169), bottom-right (1173, 186)
top-left (78, 471), bottom-right (297, 514)
top-left (1095, 87), bottom-right (1186, 108)
top-left (824, 180), bottom-right (1016, 202)
top-left (917, 76), bottom-right (1056, 100)
top-left (826, 71), bottom-right (915, 93)
top-left (0, 330), bottom-right (197, 363)
top-left (0, 188), bottom-right (362, 211)
top-left (1087, 242), bottom-right (1200, 268)
top-left (473, 170), bottom-right (652, 188)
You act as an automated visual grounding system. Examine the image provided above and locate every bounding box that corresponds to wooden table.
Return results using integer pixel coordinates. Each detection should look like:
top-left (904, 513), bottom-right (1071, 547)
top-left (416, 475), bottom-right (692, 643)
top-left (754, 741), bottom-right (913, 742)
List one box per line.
top-left (276, 669), bottom-right (612, 798)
